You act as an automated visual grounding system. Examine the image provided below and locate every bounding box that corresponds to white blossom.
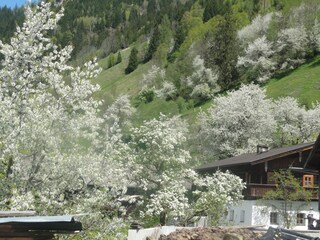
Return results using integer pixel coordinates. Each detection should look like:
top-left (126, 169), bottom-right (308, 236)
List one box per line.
top-left (238, 13), bottom-right (275, 46)
top-left (237, 36), bottom-right (276, 82)
top-left (273, 97), bottom-right (320, 146)
top-left (276, 26), bottom-right (308, 70)
top-left (155, 81), bottom-right (177, 100)
top-left (181, 55), bottom-right (220, 102)
top-left (198, 84), bottom-right (275, 158)
top-left (0, 2), bottom-right (129, 223)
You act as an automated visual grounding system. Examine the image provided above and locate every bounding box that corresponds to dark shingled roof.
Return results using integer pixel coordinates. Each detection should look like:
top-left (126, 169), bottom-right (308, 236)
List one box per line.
top-left (305, 134), bottom-right (320, 170)
top-left (197, 142), bottom-right (314, 171)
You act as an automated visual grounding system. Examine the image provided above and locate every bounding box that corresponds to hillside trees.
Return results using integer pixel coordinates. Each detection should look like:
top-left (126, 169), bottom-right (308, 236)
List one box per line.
top-left (202, 0), bottom-right (228, 22)
top-left (181, 55), bottom-right (220, 103)
top-left (237, 36), bottom-right (276, 82)
top-left (144, 25), bottom-right (160, 63)
top-left (107, 52), bottom-right (115, 68)
top-left (198, 84), bottom-right (320, 159)
top-left (0, 6), bottom-right (24, 43)
top-left (205, 13), bottom-right (239, 90)
top-left (125, 47), bottom-right (139, 74)
top-left (198, 84), bottom-right (275, 158)
top-left (144, 15), bottom-right (173, 65)
top-left (276, 26), bottom-right (309, 71)
top-left (116, 51), bottom-right (122, 64)
top-left (273, 97), bottom-right (320, 146)
top-left (237, 3), bottom-right (320, 83)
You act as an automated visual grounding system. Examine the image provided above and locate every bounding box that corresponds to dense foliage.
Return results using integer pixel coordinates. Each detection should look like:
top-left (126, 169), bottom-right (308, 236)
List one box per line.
top-left (198, 84), bottom-right (320, 159)
top-left (1, 0), bottom-right (320, 238)
top-left (0, 3), bottom-right (247, 238)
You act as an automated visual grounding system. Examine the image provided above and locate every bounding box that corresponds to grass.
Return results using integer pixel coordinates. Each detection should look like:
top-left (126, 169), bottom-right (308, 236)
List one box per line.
top-left (266, 56), bottom-right (320, 107)
top-left (93, 42), bottom-right (150, 103)
top-left (92, 41), bottom-right (211, 124)
top-left (92, 34), bottom-right (320, 124)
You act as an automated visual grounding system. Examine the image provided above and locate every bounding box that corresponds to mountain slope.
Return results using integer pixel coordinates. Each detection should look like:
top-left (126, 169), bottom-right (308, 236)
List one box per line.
top-left (266, 56), bottom-right (320, 108)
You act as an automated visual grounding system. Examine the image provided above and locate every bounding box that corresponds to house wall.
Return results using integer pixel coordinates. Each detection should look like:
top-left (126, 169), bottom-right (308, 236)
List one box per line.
top-left (227, 200), bottom-right (254, 226)
top-left (227, 200), bottom-right (319, 230)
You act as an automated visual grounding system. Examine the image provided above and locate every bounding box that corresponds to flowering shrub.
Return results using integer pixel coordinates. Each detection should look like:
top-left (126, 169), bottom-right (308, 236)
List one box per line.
top-left (181, 55), bottom-right (220, 103)
top-left (237, 36), bottom-right (276, 82)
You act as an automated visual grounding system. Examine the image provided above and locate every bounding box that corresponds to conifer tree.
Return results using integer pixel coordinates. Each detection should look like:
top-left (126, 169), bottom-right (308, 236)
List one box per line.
top-left (125, 47), bottom-right (139, 74)
top-left (205, 12), bottom-right (239, 89)
top-left (144, 26), bottom-right (161, 63)
top-left (202, 0), bottom-right (227, 22)
top-left (108, 52), bottom-right (115, 68)
top-left (116, 51), bottom-right (122, 64)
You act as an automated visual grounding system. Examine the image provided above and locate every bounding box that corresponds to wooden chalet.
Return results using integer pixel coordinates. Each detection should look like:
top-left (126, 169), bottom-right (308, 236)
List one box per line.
top-left (0, 212), bottom-right (82, 240)
top-left (197, 139), bottom-right (320, 202)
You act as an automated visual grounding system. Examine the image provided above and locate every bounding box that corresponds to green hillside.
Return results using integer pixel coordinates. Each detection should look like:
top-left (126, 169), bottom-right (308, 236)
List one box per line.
top-left (266, 57), bottom-right (320, 108)
top-left (94, 45), bottom-right (211, 124)
top-left (54, 0), bottom-right (320, 124)
top-left (94, 46), bottom-right (151, 102)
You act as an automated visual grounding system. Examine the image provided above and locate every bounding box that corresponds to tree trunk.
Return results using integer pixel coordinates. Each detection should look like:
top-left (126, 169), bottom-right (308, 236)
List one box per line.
top-left (160, 211), bottom-right (166, 226)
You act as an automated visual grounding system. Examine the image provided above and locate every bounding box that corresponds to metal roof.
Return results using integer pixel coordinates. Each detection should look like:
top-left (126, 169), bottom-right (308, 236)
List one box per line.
top-left (0, 215), bottom-right (82, 239)
top-left (197, 142), bottom-right (314, 171)
top-left (0, 215), bottom-right (75, 224)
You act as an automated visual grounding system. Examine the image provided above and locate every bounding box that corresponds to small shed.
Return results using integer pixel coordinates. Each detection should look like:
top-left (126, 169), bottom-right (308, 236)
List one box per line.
top-left (0, 212), bottom-right (82, 240)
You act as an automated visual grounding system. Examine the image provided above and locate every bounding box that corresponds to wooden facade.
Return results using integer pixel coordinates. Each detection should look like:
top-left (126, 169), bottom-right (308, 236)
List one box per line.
top-left (197, 141), bottom-right (319, 201)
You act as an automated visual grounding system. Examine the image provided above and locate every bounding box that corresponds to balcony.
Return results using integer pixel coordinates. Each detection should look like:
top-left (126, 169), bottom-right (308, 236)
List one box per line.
top-left (244, 183), bottom-right (318, 200)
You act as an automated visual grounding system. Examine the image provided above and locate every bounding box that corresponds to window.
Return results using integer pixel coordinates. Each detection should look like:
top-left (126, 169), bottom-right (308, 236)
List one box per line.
top-left (240, 210), bottom-right (245, 223)
top-left (303, 175), bottom-right (314, 188)
top-left (297, 213), bottom-right (305, 226)
top-left (229, 210), bottom-right (234, 221)
top-left (270, 212), bottom-right (278, 224)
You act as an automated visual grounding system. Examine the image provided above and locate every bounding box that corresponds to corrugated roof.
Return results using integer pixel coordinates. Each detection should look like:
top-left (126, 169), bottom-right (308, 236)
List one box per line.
top-left (0, 215), bottom-right (82, 237)
top-left (197, 142), bottom-right (314, 171)
top-left (0, 215), bottom-right (75, 224)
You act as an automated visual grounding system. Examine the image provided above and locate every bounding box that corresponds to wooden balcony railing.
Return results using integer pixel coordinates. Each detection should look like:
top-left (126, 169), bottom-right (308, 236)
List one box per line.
top-left (244, 183), bottom-right (318, 200)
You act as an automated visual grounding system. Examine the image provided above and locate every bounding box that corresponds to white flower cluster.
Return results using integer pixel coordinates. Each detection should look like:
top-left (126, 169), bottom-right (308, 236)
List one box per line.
top-left (139, 65), bottom-right (177, 101)
top-left (198, 84), bottom-right (320, 158)
top-left (181, 55), bottom-right (220, 102)
top-left (237, 4), bottom-right (320, 81)
top-left (237, 36), bottom-right (276, 82)
top-left (0, 2), bottom-right (129, 219)
top-left (238, 13), bottom-right (275, 46)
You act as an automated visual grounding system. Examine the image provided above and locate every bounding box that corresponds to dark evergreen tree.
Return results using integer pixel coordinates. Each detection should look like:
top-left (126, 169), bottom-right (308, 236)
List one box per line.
top-left (147, 0), bottom-right (157, 22)
top-left (116, 52), bottom-right (122, 64)
top-left (129, 8), bottom-right (139, 27)
top-left (108, 52), bottom-right (115, 68)
top-left (72, 20), bottom-right (86, 57)
top-left (125, 47), bottom-right (139, 74)
top-left (144, 26), bottom-right (161, 63)
top-left (172, 23), bottom-right (186, 53)
top-left (205, 13), bottom-right (239, 90)
top-left (0, 6), bottom-right (24, 43)
top-left (203, 0), bottom-right (228, 22)
top-left (112, 6), bottom-right (124, 28)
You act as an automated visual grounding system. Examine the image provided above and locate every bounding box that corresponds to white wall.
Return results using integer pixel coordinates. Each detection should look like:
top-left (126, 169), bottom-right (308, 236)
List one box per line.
top-left (227, 200), bottom-right (254, 226)
top-left (227, 200), bottom-right (319, 230)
